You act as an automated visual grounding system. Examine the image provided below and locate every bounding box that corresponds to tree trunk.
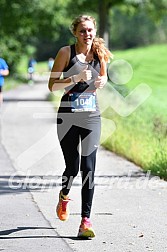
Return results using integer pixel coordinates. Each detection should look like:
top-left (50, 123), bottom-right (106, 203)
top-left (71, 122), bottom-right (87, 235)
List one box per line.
top-left (99, 0), bottom-right (110, 48)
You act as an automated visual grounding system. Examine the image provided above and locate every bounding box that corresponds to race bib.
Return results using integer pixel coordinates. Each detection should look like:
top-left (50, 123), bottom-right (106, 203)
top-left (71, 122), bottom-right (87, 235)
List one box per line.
top-left (70, 92), bottom-right (96, 112)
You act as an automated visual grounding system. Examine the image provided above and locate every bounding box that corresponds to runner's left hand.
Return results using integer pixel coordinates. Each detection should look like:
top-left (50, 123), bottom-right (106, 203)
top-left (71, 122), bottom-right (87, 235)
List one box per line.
top-left (94, 75), bottom-right (107, 89)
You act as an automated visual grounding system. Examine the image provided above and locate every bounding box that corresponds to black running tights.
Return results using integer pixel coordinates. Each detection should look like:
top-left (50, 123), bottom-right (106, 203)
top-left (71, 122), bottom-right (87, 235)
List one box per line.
top-left (57, 115), bottom-right (101, 218)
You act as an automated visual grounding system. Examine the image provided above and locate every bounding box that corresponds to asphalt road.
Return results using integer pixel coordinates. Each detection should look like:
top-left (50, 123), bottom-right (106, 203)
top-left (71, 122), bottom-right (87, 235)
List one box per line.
top-left (0, 81), bottom-right (167, 252)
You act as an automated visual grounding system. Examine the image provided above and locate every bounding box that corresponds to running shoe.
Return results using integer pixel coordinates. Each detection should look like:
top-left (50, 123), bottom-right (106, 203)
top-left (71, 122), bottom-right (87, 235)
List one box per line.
top-left (78, 217), bottom-right (95, 238)
top-left (56, 190), bottom-right (70, 221)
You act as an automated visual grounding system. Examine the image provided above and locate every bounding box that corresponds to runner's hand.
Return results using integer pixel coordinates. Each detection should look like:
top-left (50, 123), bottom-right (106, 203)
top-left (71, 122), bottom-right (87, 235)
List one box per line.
top-left (94, 75), bottom-right (107, 89)
top-left (73, 66), bottom-right (92, 83)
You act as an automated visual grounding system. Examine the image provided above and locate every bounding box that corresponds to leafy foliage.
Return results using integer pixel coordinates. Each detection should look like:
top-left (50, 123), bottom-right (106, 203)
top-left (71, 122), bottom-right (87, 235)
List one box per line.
top-left (0, 0), bottom-right (71, 70)
top-left (0, 0), bottom-right (166, 72)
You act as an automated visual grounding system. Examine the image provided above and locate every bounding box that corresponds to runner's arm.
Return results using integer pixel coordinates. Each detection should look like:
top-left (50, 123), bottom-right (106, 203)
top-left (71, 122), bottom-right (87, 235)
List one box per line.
top-left (48, 47), bottom-right (92, 92)
top-left (48, 47), bottom-right (73, 92)
top-left (0, 69), bottom-right (9, 76)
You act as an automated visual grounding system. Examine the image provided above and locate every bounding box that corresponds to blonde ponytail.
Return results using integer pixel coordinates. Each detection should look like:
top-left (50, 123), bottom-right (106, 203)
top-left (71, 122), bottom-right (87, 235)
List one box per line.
top-left (92, 37), bottom-right (113, 63)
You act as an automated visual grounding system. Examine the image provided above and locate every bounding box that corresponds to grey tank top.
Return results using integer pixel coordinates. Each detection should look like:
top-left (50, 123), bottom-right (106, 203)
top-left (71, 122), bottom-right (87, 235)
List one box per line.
top-left (58, 44), bottom-right (101, 117)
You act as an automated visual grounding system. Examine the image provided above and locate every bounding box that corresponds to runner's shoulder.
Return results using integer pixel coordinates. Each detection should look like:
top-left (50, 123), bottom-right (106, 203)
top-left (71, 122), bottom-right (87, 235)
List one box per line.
top-left (58, 46), bottom-right (70, 57)
top-left (57, 46), bottom-right (71, 67)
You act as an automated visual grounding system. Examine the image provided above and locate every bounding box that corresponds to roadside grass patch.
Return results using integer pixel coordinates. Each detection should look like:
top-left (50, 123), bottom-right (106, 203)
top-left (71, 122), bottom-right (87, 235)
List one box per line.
top-left (99, 44), bottom-right (167, 179)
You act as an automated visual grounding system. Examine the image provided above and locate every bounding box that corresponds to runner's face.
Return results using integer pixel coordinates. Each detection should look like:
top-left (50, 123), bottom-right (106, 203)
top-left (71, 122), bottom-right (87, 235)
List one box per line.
top-left (75, 21), bottom-right (96, 45)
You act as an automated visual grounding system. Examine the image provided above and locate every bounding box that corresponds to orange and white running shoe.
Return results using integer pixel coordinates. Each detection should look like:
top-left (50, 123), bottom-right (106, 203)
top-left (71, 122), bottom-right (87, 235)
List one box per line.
top-left (56, 191), bottom-right (70, 221)
top-left (78, 217), bottom-right (95, 238)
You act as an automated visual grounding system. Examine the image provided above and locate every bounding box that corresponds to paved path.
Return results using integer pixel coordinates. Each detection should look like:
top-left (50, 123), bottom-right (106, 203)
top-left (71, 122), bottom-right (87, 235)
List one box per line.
top-left (0, 82), bottom-right (167, 252)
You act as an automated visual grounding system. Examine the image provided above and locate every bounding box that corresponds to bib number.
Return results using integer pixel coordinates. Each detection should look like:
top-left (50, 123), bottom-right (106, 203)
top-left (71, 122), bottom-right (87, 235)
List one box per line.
top-left (70, 92), bottom-right (96, 112)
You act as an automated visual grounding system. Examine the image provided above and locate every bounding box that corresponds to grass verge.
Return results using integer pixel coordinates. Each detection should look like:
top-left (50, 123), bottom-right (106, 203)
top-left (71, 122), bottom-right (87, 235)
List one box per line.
top-left (99, 44), bottom-right (167, 180)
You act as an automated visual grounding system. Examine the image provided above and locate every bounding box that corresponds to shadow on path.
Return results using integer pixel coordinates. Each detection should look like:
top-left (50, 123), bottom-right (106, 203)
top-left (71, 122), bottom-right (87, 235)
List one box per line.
top-left (0, 226), bottom-right (88, 241)
top-left (0, 226), bottom-right (54, 236)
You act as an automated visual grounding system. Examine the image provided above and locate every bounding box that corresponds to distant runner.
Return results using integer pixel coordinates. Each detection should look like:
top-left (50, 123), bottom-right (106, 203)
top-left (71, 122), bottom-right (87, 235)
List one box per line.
top-left (0, 57), bottom-right (9, 105)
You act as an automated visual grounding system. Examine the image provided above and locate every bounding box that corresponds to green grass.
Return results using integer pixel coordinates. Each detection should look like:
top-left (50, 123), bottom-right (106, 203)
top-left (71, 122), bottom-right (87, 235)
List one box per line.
top-left (99, 44), bottom-right (167, 179)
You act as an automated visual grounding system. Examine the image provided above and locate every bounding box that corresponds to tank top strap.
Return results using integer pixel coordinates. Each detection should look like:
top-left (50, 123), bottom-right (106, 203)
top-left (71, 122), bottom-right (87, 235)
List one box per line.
top-left (70, 44), bottom-right (76, 60)
top-left (63, 44), bottom-right (77, 72)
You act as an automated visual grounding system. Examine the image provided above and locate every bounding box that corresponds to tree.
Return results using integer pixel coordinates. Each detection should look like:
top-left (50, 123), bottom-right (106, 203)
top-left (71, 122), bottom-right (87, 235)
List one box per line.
top-left (66, 0), bottom-right (124, 47)
top-left (109, 6), bottom-right (167, 49)
top-left (98, 0), bottom-right (125, 47)
top-left (0, 0), bottom-right (39, 70)
top-left (0, 0), bottom-right (71, 70)
top-left (66, 0), bottom-right (167, 48)
top-left (1, 0), bottom-right (166, 73)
